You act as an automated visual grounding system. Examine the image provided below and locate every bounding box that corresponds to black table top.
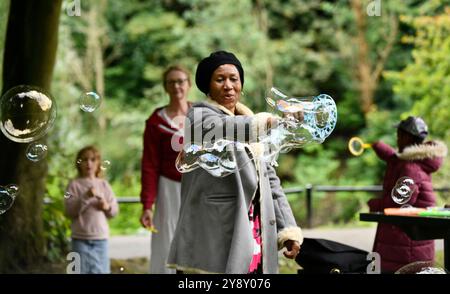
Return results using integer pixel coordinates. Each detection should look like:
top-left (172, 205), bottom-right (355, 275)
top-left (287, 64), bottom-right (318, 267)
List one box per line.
top-left (360, 212), bottom-right (450, 227)
top-left (360, 212), bottom-right (450, 240)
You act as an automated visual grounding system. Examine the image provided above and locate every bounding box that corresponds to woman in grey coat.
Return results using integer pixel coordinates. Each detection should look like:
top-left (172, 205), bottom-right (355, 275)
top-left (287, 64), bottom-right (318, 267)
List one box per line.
top-left (168, 50), bottom-right (303, 274)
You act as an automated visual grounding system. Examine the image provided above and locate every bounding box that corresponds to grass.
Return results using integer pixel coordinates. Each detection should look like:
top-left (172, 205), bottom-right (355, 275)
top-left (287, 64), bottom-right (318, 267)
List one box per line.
top-left (21, 250), bottom-right (447, 274)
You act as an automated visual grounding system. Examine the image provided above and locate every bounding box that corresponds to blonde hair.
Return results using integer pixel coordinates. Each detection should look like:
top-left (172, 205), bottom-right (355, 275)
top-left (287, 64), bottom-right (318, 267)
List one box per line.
top-left (163, 65), bottom-right (191, 87)
top-left (75, 145), bottom-right (103, 178)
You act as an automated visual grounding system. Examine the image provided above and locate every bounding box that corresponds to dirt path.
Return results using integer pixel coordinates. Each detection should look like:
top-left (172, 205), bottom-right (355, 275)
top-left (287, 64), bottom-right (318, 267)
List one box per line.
top-left (110, 226), bottom-right (443, 259)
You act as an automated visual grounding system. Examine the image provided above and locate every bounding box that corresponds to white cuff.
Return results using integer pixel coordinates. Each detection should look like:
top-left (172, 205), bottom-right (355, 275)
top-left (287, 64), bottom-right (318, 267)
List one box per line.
top-left (277, 226), bottom-right (303, 250)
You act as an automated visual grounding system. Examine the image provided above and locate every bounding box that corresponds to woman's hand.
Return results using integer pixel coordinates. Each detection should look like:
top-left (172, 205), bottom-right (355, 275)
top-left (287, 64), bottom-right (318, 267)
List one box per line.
top-left (283, 240), bottom-right (301, 259)
top-left (284, 111), bottom-right (304, 122)
top-left (140, 209), bottom-right (153, 228)
top-left (266, 116), bottom-right (279, 129)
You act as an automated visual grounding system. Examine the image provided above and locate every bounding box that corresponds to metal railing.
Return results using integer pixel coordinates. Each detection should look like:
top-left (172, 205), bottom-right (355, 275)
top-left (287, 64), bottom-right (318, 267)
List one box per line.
top-left (48, 186), bottom-right (448, 227)
top-left (296, 185), bottom-right (448, 228)
top-left (113, 185), bottom-right (449, 228)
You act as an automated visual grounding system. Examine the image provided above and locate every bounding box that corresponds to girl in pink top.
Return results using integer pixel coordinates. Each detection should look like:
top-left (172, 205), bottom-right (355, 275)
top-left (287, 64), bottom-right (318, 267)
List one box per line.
top-left (65, 146), bottom-right (119, 274)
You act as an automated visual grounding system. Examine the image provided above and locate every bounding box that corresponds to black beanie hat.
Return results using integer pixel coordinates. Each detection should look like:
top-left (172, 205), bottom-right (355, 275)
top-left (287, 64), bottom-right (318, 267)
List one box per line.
top-left (195, 50), bottom-right (244, 95)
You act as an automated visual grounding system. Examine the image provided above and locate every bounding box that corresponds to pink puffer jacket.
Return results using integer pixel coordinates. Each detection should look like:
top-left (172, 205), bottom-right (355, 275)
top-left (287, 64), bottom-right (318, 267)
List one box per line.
top-left (368, 140), bottom-right (447, 273)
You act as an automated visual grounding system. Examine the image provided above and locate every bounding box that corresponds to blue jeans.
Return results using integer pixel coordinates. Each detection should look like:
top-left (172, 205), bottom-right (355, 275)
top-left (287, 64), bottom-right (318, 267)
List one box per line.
top-left (72, 239), bottom-right (110, 274)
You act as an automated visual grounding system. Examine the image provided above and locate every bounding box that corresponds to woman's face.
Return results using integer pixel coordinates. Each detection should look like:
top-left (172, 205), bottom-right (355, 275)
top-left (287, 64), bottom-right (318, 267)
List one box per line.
top-left (209, 64), bottom-right (242, 112)
top-left (164, 70), bottom-right (191, 102)
top-left (78, 150), bottom-right (99, 178)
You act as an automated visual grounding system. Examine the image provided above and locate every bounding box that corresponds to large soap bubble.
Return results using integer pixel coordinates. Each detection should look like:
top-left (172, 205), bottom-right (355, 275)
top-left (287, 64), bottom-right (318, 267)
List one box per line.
top-left (256, 87), bottom-right (337, 165)
top-left (176, 141), bottom-right (246, 177)
top-left (265, 87), bottom-right (337, 146)
top-left (176, 87), bottom-right (337, 177)
top-left (0, 85), bottom-right (56, 143)
top-left (391, 177), bottom-right (417, 205)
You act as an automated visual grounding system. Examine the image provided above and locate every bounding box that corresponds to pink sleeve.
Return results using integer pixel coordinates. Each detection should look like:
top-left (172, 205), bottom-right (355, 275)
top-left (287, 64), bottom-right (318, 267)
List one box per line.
top-left (140, 120), bottom-right (161, 210)
top-left (372, 141), bottom-right (396, 162)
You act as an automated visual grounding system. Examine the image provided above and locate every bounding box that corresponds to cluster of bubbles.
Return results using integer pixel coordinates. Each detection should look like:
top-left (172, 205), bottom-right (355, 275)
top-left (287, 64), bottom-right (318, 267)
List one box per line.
top-left (391, 177), bottom-right (417, 205)
top-left (176, 141), bottom-right (245, 177)
top-left (0, 184), bottom-right (19, 215)
top-left (0, 85), bottom-right (104, 213)
top-left (176, 87), bottom-right (337, 177)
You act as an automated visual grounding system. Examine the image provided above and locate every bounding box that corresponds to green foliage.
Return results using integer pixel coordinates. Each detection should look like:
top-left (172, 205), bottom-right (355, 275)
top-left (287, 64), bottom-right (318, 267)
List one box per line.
top-left (109, 174), bottom-right (142, 235)
top-left (42, 196), bottom-right (71, 262)
top-left (385, 9), bottom-right (450, 186)
top-left (27, 1), bottom-right (449, 255)
top-left (0, 0), bottom-right (10, 93)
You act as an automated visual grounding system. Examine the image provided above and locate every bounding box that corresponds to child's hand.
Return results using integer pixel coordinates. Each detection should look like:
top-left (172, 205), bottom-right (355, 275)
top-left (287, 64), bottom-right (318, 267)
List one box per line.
top-left (87, 187), bottom-right (97, 198)
top-left (96, 197), bottom-right (110, 211)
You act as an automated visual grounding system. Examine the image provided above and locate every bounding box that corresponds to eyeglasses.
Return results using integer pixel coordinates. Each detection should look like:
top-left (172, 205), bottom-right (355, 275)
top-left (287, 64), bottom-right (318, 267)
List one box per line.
top-left (166, 78), bottom-right (188, 86)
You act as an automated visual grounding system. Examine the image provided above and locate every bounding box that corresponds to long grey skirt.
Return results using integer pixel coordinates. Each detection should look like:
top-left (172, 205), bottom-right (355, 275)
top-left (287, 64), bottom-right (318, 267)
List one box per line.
top-left (150, 176), bottom-right (181, 274)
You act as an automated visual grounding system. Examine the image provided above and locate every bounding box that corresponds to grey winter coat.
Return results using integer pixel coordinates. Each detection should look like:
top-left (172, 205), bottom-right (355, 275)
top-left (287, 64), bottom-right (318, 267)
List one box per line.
top-left (167, 100), bottom-right (303, 274)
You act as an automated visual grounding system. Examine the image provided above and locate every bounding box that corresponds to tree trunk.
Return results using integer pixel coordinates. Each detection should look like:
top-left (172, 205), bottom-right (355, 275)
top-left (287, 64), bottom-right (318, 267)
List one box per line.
top-left (351, 0), bottom-right (398, 117)
top-left (0, 0), bottom-right (62, 273)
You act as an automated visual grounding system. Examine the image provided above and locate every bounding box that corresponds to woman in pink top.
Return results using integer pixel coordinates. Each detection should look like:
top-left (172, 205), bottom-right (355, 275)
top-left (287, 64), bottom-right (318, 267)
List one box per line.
top-left (139, 65), bottom-right (192, 273)
top-left (65, 146), bottom-right (119, 274)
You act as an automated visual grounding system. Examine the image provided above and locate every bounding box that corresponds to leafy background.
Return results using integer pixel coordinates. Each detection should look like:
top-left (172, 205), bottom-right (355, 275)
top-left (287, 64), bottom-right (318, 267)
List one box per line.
top-left (0, 0), bottom-right (449, 262)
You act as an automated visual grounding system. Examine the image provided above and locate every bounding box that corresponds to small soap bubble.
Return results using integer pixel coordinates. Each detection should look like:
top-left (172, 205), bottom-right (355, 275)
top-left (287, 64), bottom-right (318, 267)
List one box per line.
top-left (0, 186), bottom-right (16, 215)
top-left (79, 92), bottom-right (101, 112)
top-left (400, 204), bottom-right (413, 209)
top-left (26, 142), bottom-right (48, 162)
top-left (100, 160), bottom-right (110, 171)
top-left (5, 184), bottom-right (19, 197)
top-left (177, 141), bottom-right (249, 176)
top-left (0, 85), bottom-right (57, 143)
top-left (391, 177), bottom-right (416, 205)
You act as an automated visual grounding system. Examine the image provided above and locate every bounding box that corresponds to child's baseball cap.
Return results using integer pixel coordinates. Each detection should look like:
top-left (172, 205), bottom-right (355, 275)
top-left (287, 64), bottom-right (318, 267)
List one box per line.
top-left (396, 116), bottom-right (428, 139)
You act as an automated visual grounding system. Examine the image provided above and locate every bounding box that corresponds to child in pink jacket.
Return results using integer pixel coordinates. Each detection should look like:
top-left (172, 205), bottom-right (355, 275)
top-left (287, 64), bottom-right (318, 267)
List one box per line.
top-left (65, 146), bottom-right (119, 274)
top-left (368, 116), bottom-right (447, 273)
